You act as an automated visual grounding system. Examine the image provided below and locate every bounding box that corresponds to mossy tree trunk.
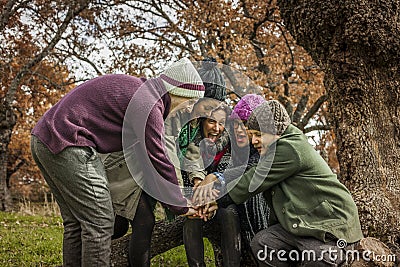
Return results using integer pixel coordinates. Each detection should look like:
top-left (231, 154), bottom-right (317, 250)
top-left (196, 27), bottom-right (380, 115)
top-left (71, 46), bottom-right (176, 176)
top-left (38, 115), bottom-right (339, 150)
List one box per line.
top-left (111, 216), bottom-right (257, 266)
top-left (278, 0), bottom-right (400, 245)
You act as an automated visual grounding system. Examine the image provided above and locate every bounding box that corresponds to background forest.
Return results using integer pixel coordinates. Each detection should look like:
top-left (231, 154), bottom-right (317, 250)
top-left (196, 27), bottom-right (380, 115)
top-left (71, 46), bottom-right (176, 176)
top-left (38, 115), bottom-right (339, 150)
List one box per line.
top-left (1, 0), bottom-right (399, 266)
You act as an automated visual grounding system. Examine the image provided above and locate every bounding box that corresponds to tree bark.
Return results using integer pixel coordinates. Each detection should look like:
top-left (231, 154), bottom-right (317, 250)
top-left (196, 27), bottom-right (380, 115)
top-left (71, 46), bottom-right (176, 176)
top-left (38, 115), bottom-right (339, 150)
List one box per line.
top-left (278, 0), bottom-right (400, 245)
top-left (111, 216), bottom-right (257, 266)
top-left (0, 100), bottom-right (16, 211)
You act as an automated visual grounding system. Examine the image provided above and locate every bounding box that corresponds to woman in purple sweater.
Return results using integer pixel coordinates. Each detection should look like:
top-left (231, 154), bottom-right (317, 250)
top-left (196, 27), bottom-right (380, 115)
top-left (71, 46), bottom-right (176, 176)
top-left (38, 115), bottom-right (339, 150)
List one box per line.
top-left (30, 58), bottom-right (203, 266)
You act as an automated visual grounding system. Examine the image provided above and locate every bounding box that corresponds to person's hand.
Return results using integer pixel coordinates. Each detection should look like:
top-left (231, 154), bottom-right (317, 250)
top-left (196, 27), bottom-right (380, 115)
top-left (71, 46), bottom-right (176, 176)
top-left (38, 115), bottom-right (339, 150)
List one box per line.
top-left (186, 205), bottom-right (203, 219)
top-left (199, 202), bottom-right (218, 221)
top-left (192, 177), bottom-right (202, 189)
top-left (181, 207), bottom-right (199, 217)
top-left (191, 178), bottom-right (203, 208)
top-left (182, 199), bottom-right (202, 219)
top-left (192, 174), bottom-right (219, 206)
top-left (187, 206), bottom-right (205, 220)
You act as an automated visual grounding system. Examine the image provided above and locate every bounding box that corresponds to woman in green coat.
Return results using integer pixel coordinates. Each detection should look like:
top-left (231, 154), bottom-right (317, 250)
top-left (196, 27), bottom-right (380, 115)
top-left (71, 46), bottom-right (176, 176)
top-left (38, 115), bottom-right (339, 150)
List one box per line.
top-left (196, 100), bottom-right (363, 266)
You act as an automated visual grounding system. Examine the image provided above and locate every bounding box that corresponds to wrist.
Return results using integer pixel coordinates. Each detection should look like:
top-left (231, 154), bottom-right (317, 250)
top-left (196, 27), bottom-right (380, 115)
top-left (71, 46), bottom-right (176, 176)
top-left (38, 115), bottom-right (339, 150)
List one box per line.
top-left (177, 206), bottom-right (189, 216)
top-left (193, 177), bottom-right (202, 186)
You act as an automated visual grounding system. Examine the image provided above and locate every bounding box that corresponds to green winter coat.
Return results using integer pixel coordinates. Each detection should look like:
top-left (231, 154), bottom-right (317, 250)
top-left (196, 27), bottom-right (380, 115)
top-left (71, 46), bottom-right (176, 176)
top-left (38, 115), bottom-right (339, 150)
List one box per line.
top-left (227, 125), bottom-right (363, 243)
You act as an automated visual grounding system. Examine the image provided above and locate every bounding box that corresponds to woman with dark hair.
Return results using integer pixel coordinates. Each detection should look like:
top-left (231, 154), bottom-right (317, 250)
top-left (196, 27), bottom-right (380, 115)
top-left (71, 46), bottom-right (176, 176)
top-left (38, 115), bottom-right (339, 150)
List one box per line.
top-left (193, 94), bottom-right (270, 264)
top-left (180, 102), bottom-right (241, 267)
top-left (178, 98), bottom-right (230, 190)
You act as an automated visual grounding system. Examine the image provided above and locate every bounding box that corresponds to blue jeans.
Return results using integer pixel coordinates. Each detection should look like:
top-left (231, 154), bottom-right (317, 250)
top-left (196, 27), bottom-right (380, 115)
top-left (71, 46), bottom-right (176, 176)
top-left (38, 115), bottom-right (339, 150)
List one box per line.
top-left (31, 135), bottom-right (114, 266)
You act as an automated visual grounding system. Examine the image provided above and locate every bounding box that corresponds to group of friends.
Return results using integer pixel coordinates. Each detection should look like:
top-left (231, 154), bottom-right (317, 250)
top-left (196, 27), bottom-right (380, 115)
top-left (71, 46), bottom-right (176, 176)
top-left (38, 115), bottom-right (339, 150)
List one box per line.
top-left (31, 58), bottom-right (363, 266)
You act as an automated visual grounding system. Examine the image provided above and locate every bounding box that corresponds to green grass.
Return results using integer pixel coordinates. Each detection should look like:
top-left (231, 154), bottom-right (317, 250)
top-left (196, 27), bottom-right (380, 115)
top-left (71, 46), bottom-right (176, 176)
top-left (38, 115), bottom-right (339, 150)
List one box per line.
top-left (0, 210), bottom-right (215, 266)
top-left (0, 212), bottom-right (63, 266)
top-left (151, 238), bottom-right (216, 267)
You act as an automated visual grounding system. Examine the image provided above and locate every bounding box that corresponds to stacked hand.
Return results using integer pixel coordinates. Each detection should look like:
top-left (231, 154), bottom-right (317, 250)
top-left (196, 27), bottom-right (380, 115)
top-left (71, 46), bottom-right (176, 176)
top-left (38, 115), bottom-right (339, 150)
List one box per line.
top-left (182, 201), bottom-right (218, 221)
top-left (182, 174), bottom-right (220, 221)
top-left (192, 174), bottom-right (219, 206)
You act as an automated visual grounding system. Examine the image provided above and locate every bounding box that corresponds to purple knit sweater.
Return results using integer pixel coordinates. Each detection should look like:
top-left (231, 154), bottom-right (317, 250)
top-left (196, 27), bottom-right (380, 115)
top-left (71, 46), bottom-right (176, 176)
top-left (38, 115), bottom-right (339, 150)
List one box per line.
top-left (32, 74), bottom-right (188, 215)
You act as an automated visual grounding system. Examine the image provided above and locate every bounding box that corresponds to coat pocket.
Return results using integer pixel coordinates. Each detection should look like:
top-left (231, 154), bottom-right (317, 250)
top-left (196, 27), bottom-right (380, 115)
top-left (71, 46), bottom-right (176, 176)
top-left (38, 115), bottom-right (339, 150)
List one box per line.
top-left (299, 200), bottom-right (343, 227)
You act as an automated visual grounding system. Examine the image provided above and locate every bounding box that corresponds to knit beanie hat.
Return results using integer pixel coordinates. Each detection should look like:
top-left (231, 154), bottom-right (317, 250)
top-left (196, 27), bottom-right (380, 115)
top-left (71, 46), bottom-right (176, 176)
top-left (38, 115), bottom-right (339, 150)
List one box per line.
top-left (247, 100), bottom-right (291, 135)
top-left (160, 58), bottom-right (205, 98)
top-left (197, 58), bottom-right (227, 101)
top-left (230, 94), bottom-right (265, 121)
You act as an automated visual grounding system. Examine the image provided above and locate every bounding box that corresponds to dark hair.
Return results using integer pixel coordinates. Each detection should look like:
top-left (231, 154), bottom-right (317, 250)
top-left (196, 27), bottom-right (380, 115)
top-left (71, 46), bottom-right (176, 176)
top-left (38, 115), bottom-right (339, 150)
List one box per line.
top-left (199, 102), bottom-right (231, 132)
top-left (192, 97), bottom-right (219, 111)
top-left (211, 102), bottom-right (231, 118)
top-left (199, 101), bottom-right (230, 119)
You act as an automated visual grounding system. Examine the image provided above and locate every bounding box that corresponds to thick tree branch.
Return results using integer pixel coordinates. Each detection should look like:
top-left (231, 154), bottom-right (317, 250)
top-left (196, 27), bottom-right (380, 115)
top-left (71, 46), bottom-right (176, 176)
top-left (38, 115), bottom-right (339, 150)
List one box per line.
top-left (292, 91), bottom-right (309, 125)
top-left (111, 216), bottom-right (256, 266)
top-left (303, 124), bottom-right (331, 134)
top-left (297, 94), bottom-right (328, 130)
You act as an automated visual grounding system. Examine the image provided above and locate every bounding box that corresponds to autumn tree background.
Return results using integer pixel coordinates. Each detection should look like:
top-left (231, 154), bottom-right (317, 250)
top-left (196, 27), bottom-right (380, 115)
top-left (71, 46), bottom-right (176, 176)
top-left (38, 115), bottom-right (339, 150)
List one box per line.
top-left (1, 0), bottom-right (399, 262)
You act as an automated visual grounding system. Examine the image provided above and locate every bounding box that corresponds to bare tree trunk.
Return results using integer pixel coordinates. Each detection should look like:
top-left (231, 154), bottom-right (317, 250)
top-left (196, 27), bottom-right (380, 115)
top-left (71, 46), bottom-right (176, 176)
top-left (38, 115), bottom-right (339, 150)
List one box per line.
top-left (278, 0), bottom-right (400, 247)
top-left (111, 216), bottom-right (257, 266)
top-left (0, 100), bottom-right (16, 211)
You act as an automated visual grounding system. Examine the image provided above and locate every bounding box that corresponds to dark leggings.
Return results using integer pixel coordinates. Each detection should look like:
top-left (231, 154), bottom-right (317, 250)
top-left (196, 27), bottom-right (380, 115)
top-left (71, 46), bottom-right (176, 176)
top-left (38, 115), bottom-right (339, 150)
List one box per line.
top-left (183, 204), bottom-right (241, 267)
top-left (112, 215), bottom-right (129, 240)
top-left (112, 192), bottom-right (155, 267)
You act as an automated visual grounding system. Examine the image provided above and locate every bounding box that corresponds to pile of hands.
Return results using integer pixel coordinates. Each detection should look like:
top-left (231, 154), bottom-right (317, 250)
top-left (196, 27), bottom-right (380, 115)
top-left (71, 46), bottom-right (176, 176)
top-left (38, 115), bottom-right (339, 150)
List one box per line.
top-left (183, 174), bottom-right (220, 221)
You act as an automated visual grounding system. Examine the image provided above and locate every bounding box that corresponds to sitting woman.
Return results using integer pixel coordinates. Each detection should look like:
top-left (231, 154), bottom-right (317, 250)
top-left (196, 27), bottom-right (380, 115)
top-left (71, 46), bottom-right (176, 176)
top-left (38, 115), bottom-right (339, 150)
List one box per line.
top-left (225, 94), bottom-right (270, 250)
top-left (192, 94), bottom-right (270, 262)
top-left (179, 102), bottom-right (241, 267)
top-left (178, 97), bottom-right (230, 194)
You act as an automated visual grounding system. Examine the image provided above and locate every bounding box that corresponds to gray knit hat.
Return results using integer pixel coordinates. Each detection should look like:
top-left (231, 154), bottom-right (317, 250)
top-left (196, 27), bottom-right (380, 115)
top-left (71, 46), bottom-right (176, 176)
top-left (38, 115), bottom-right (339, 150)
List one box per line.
top-left (160, 58), bottom-right (205, 98)
top-left (197, 58), bottom-right (227, 101)
top-left (247, 100), bottom-right (291, 135)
